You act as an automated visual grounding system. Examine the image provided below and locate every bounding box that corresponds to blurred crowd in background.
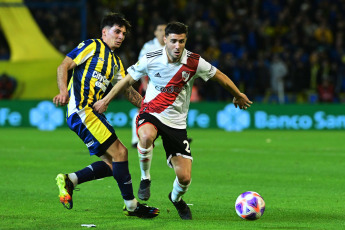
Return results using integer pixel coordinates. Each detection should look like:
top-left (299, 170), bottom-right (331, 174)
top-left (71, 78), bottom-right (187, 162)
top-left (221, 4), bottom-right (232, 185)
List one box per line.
top-left (1, 0), bottom-right (345, 103)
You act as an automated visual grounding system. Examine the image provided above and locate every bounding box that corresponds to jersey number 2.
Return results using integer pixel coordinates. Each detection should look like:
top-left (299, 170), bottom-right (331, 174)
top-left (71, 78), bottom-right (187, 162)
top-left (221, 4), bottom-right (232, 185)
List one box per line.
top-left (183, 140), bottom-right (191, 153)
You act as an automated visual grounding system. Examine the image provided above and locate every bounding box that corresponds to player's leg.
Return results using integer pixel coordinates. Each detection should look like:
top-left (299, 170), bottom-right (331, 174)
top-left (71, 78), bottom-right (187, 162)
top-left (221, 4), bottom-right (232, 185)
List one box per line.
top-left (169, 156), bottom-right (193, 220)
top-left (161, 127), bottom-right (193, 219)
top-left (170, 156), bottom-right (192, 202)
top-left (56, 160), bottom-right (113, 209)
top-left (137, 123), bottom-right (156, 200)
top-left (106, 138), bottom-right (159, 218)
top-left (105, 138), bottom-right (135, 207)
top-left (136, 114), bottom-right (158, 201)
top-left (57, 109), bottom-right (159, 217)
top-left (56, 110), bottom-right (115, 209)
top-left (67, 160), bottom-right (112, 186)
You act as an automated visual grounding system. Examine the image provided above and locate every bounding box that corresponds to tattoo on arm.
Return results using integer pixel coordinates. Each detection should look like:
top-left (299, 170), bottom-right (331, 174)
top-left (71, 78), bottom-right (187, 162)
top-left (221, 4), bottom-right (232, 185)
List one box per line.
top-left (124, 86), bottom-right (142, 108)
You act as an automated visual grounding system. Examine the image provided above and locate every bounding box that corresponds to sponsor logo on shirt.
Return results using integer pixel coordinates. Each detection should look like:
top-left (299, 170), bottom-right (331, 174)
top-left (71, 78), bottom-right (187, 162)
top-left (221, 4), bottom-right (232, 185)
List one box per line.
top-left (154, 72), bottom-right (161, 78)
top-left (155, 85), bottom-right (182, 93)
top-left (92, 71), bottom-right (109, 92)
top-left (138, 119), bottom-right (145, 125)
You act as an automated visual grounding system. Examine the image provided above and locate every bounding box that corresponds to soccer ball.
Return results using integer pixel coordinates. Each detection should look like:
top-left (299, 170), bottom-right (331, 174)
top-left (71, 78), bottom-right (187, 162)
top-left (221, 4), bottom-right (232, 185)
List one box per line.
top-left (235, 191), bottom-right (265, 220)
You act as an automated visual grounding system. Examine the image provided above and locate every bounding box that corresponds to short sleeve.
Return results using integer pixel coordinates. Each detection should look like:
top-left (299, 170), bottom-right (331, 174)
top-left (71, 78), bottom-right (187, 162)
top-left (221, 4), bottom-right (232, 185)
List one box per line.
top-left (196, 57), bottom-right (217, 82)
top-left (127, 56), bottom-right (148, 81)
top-left (66, 39), bottom-right (95, 66)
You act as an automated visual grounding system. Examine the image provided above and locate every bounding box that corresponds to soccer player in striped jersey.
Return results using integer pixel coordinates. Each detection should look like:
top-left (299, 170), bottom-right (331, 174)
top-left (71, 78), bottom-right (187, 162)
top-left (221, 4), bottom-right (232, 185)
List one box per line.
top-left (93, 22), bottom-right (252, 220)
top-left (53, 13), bottom-right (159, 218)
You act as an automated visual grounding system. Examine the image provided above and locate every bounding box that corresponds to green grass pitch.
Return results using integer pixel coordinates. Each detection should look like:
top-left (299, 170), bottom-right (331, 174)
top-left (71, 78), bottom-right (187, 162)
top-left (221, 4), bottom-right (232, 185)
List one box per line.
top-left (0, 128), bottom-right (344, 229)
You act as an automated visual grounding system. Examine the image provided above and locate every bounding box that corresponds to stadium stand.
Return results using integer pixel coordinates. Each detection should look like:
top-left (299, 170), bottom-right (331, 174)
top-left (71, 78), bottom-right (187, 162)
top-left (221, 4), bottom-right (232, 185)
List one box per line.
top-left (1, 0), bottom-right (345, 103)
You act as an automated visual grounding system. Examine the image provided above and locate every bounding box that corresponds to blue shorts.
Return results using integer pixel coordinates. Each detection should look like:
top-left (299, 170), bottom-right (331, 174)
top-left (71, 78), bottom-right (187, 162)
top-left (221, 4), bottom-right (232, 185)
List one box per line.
top-left (67, 107), bottom-right (117, 156)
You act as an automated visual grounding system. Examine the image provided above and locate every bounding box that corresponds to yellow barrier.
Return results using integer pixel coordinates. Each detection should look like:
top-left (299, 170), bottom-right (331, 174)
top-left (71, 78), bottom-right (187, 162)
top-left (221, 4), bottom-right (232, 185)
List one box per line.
top-left (0, 0), bottom-right (64, 99)
top-left (0, 0), bottom-right (62, 61)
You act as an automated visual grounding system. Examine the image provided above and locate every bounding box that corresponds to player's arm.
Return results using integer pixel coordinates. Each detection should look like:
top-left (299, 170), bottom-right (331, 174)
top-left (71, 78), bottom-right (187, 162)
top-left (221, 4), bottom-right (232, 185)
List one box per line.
top-left (123, 86), bottom-right (143, 108)
top-left (53, 56), bottom-right (76, 106)
top-left (93, 74), bottom-right (136, 113)
top-left (211, 69), bottom-right (253, 109)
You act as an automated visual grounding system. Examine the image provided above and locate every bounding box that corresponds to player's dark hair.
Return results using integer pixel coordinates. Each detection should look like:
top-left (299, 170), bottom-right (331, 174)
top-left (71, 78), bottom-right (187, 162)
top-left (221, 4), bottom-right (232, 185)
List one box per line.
top-left (165, 22), bottom-right (188, 37)
top-left (100, 13), bottom-right (131, 33)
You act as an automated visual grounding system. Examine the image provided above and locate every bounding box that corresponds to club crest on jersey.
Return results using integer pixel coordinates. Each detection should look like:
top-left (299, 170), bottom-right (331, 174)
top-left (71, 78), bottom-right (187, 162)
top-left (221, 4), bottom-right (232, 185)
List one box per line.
top-left (78, 42), bottom-right (85, 49)
top-left (182, 71), bottom-right (191, 82)
top-left (113, 64), bottom-right (119, 75)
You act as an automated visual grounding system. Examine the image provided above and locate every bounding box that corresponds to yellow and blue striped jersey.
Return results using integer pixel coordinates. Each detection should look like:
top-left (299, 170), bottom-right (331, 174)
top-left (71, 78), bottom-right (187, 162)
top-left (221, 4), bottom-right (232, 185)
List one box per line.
top-left (66, 38), bottom-right (125, 116)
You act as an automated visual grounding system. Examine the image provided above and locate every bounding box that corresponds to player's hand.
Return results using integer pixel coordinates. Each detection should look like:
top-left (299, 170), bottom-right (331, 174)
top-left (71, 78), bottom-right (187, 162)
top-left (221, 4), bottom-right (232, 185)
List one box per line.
top-left (93, 99), bottom-right (108, 113)
top-left (233, 93), bottom-right (253, 110)
top-left (53, 93), bottom-right (69, 106)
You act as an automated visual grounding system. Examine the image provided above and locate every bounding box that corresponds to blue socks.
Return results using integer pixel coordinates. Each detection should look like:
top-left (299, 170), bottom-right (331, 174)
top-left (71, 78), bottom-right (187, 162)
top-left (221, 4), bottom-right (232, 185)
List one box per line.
top-left (73, 160), bottom-right (135, 201)
top-left (112, 161), bottom-right (135, 200)
top-left (75, 161), bottom-right (112, 184)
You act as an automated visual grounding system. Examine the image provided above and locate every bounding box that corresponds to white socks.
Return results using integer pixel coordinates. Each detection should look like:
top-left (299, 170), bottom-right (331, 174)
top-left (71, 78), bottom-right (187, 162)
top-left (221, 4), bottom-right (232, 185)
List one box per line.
top-left (124, 198), bottom-right (138, 211)
top-left (68, 173), bottom-right (78, 187)
top-left (137, 144), bottom-right (153, 180)
top-left (171, 177), bottom-right (191, 202)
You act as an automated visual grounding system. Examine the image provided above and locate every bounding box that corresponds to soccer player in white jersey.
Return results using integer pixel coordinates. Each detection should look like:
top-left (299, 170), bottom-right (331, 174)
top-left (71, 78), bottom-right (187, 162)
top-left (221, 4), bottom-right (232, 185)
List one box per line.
top-left (93, 22), bottom-right (252, 220)
top-left (131, 21), bottom-right (166, 148)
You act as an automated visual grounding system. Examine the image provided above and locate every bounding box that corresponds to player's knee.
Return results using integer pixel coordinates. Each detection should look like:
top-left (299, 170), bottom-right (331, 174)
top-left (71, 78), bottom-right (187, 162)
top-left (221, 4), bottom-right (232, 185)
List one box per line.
top-left (118, 146), bottom-right (128, 159)
top-left (109, 145), bottom-right (128, 161)
top-left (178, 174), bottom-right (191, 186)
top-left (138, 133), bottom-right (154, 148)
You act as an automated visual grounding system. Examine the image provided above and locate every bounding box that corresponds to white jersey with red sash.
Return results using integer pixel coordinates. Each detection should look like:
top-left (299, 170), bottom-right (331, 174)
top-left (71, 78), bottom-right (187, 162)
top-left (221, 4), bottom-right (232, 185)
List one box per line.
top-left (127, 47), bottom-right (217, 129)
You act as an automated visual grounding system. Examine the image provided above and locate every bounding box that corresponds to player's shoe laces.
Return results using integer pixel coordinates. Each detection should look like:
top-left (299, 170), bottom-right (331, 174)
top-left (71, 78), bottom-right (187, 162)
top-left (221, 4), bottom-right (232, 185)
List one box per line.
top-left (56, 173), bottom-right (74, 210)
top-left (138, 179), bottom-right (151, 201)
top-left (168, 192), bottom-right (192, 220)
top-left (123, 202), bottom-right (160, 218)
